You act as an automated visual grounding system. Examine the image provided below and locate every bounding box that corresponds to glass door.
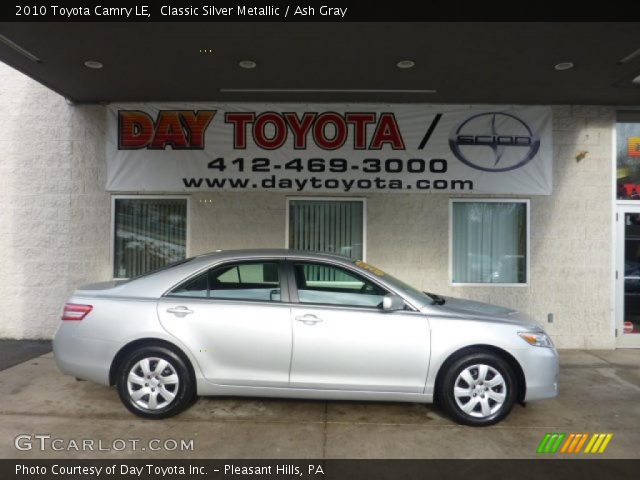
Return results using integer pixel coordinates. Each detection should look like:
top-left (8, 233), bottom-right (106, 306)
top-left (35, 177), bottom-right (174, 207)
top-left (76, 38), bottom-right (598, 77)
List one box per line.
top-left (616, 206), bottom-right (640, 347)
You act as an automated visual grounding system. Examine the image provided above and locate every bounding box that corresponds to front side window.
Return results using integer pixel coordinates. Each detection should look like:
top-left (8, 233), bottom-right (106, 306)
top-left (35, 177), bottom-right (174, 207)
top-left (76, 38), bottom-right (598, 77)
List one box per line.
top-left (293, 262), bottom-right (387, 307)
top-left (114, 198), bottom-right (187, 278)
top-left (288, 199), bottom-right (364, 259)
top-left (169, 262), bottom-right (281, 302)
top-left (451, 201), bottom-right (528, 285)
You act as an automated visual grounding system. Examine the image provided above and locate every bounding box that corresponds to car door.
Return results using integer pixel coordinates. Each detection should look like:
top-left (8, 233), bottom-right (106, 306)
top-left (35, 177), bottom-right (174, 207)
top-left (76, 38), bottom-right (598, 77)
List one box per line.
top-left (157, 259), bottom-right (292, 387)
top-left (287, 260), bottom-right (430, 393)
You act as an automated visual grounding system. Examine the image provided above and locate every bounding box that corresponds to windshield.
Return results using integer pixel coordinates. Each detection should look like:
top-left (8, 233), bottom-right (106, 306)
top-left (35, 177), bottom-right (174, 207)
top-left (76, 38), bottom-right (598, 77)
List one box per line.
top-left (353, 260), bottom-right (441, 304)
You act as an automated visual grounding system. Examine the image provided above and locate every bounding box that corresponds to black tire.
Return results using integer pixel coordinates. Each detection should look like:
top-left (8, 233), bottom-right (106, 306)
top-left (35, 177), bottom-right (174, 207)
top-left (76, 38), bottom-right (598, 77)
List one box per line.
top-left (116, 345), bottom-right (195, 419)
top-left (437, 350), bottom-right (517, 427)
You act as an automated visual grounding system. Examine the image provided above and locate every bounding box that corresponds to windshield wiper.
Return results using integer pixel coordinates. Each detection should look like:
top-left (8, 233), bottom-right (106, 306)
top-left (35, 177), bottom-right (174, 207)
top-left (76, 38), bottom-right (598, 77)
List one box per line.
top-left (425, 292), bottom-right (446, 305)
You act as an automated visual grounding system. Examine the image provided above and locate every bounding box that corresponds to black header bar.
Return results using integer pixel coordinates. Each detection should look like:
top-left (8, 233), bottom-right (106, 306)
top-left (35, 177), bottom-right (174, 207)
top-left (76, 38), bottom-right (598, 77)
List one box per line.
top-left (2, 1), bottom-right (640, 21)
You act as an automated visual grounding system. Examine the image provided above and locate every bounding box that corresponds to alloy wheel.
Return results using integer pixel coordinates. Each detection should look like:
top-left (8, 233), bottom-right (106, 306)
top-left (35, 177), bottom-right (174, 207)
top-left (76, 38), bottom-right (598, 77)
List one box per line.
top-left (453, 364), bottom-right (507, 418)
top-left (126, 357), bottom-right (180, 410)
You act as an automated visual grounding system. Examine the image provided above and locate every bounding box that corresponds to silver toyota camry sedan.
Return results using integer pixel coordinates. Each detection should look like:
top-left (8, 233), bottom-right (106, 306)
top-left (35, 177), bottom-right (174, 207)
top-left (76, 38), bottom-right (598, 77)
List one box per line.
top-left (53, 249), bottom-right (558, 426)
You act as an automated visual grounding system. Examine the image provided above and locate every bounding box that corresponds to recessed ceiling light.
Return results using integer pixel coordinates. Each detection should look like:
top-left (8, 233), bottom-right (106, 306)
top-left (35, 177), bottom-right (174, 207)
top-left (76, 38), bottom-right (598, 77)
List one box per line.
top-left (84, 60), bottom-right (103, 69)
top-left (554, 62), bottom-right (574, 71)
top-left (396, 60), bottom-right (415, 69)
top-left (238, 60), bottom-right (257, 69)
top-left (632, 74), bottom-right (640, 86)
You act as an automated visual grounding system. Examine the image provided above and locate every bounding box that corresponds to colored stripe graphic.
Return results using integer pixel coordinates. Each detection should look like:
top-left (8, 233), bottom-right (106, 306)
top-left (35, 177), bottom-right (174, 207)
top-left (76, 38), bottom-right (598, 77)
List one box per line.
top-left (537, 433), bottom-right (552, 453)
top-left (574, 433), bottom-right (589, 453)
top-left (537, 433), bottom-right (565, 453)
top-left (561, 433), bottom-right (588, 453)
top-left (538, 433), bottom-right (612, 454)
top-left (560, 433), bottom-right (579, 453)
top-left (585, 433), bottom-right (614, 454)
top-left (597, 434), bottom-right (613, 453)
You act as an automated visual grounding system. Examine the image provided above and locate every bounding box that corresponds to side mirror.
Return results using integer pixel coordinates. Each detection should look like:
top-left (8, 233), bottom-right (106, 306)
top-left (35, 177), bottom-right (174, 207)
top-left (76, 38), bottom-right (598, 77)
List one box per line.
top-left (382, 294), bottom-right (405, 311)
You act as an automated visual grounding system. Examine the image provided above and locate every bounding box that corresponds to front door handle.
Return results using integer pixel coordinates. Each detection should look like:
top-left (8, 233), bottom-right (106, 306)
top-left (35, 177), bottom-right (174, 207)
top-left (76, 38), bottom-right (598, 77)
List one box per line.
top-left (295, 314), bottom-right (323, 325)
top-left (166, 306), bottom-right (194, 317)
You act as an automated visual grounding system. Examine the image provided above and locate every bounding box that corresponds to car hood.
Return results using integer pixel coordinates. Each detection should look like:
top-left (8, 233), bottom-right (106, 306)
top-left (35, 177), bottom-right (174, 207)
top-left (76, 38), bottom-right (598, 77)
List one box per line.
top-left (425, 296), bottom-right (543, 330)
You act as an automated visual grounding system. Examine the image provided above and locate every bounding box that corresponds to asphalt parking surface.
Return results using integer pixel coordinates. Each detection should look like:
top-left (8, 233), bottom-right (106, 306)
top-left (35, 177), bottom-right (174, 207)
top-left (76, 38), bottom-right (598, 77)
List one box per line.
top-left (0, 340), bottom-right (51, 371)
top-left (0, 349), bottom-right (638, 458)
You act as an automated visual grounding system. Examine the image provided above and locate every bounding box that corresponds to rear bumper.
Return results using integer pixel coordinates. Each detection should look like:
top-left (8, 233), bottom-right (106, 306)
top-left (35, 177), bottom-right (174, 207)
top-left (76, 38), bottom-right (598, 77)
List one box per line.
top-left (518, 346), bottom-right (559, 401)
top-left (53, 323), bottom-right (117, 386)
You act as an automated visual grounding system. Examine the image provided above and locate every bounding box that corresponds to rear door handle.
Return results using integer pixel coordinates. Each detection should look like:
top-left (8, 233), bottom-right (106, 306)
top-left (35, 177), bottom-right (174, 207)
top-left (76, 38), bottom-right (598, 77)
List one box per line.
top-left (295, 314), bottom-right (323, 325)
top-left (166, 306), bottom-right (194, 316)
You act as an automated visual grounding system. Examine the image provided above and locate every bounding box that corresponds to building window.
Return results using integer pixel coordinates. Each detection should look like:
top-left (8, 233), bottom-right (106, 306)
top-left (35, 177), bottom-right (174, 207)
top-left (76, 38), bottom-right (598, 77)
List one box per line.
top-left (451, 199), bottom-right (529, 285)
top-left (616, 111), bottom-right (640, 200)
top-left (113, 197), bottom-right (188, 279)
top-left (287, 198), bottom-right (365, 259)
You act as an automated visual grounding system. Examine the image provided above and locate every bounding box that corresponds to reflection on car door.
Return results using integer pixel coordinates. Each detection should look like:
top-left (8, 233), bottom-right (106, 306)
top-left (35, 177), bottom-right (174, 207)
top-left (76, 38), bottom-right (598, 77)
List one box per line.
top-left (157, 260), bottom-right (292, 387)
top-left (288, 261), bottom-right (430, 393)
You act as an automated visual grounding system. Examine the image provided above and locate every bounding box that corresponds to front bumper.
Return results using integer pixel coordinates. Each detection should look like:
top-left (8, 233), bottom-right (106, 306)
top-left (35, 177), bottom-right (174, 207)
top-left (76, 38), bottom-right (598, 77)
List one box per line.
top-left (517, 346), bottom-right (559, 401)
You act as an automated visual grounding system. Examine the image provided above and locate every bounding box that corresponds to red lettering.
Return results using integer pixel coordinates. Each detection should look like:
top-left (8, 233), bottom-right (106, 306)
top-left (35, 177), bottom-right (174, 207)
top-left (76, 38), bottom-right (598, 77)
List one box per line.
top-left (369, 113), bottom-right (405, 150)
top-left (313, 112), bottom-right (348, 150)
top-left (219, 111), bottom-right (407, 151)
top-left (118, 111), bottom-right (154, 149)
top-left (119, 110), bottom-right (215, 149)
top-left (181, 111), bottom-right (215, 148)
top-left (225, 112), bottom-right (255, 149)
top-left (346, 113), bottom-right (376, 149)
top-left (254, 112), bottom-right (287, 150)
top-left (284, 113), bottom-right (315, 149)
top-left (151, 111), bottom-right (188, 149)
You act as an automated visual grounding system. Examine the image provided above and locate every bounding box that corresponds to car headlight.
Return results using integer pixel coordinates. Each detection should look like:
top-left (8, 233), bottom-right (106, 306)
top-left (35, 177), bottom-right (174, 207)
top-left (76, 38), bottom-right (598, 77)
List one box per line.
top-left (518, 331), bottom-right (554, 348)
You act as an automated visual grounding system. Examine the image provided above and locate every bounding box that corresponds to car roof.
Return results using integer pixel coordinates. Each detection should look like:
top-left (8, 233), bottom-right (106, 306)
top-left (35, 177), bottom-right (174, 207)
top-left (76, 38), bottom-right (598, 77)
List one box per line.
top-left (192, 248), bottom-right (355, 263)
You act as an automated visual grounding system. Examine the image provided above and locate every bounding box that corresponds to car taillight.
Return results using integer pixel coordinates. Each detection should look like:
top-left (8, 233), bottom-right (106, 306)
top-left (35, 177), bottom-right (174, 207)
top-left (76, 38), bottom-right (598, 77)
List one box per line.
top-left (61, 303), bottom-right (93, 321)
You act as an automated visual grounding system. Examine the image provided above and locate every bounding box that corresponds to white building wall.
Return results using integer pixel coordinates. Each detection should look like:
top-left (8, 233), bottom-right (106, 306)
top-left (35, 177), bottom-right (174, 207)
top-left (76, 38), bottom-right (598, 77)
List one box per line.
top-left (0, 64), bottom-right (614, 348)
top-left (0, 63), bottom-right (111, 338)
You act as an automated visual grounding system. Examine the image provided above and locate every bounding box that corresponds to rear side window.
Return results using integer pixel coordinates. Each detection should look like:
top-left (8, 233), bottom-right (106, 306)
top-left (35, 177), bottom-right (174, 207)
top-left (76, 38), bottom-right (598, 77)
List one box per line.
top-left (168, 262), bottom-right (281, 302)
top-left (211, 263), bottom-right (280, 301)
top-left (170, 272), bottom-right (208, 297)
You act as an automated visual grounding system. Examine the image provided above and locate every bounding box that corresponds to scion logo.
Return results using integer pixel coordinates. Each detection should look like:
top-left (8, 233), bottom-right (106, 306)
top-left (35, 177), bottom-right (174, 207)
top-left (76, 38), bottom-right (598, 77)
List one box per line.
top-left (449, 112), bottom-right (540, 172)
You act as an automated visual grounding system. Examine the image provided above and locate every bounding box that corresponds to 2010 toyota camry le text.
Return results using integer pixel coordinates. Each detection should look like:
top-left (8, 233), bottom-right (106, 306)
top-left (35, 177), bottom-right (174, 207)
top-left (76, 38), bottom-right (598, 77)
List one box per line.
top-left (53, 249), bottom-right (558, 426)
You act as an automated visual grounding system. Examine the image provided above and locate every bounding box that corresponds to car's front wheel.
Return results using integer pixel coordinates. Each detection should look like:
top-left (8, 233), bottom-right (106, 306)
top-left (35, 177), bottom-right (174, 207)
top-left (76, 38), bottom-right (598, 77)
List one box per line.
top-left (116, 346), bottom-right (195, 419)
top-left (438, 351), bottom-right (517, 426)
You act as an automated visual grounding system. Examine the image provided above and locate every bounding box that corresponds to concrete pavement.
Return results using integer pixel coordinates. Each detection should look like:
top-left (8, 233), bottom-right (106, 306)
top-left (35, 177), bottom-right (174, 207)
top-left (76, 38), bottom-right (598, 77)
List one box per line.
top-left (0, 349), bottom-right (638, 458)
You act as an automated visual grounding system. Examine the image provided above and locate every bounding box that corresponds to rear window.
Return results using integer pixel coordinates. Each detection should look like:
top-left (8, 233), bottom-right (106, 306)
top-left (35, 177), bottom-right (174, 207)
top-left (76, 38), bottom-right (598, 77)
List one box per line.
top-left (127, 257), bottom-right (194, 282)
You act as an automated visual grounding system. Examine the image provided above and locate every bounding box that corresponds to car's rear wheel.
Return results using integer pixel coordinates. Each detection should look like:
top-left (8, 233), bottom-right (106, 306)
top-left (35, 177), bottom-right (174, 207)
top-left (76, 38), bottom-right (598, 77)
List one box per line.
top-left (438, 351), bottom-right (517, 426)
top-left (116, 346), bottom-right (195, 419)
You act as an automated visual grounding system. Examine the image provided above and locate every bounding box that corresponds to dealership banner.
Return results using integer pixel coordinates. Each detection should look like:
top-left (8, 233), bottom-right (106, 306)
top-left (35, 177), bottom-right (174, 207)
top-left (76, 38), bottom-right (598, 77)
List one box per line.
top-left (106, 104), bottom-right (552, 194)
